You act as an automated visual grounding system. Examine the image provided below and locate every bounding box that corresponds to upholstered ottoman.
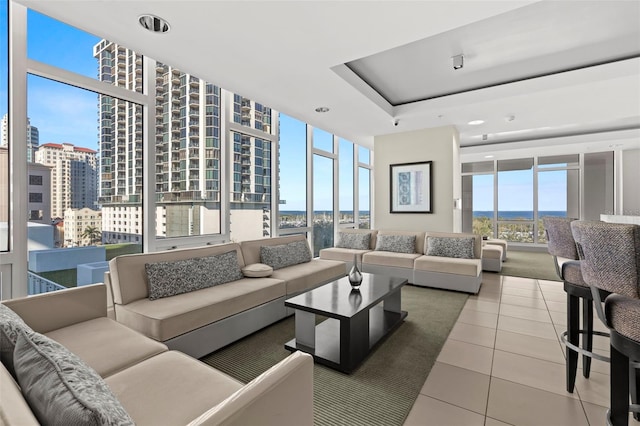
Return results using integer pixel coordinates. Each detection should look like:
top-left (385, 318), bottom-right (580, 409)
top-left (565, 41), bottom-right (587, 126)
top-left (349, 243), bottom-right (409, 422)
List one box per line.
top-left (482, 245), bottom-right (503, 272)
top-left (485, 238), bottom-right (507, 261)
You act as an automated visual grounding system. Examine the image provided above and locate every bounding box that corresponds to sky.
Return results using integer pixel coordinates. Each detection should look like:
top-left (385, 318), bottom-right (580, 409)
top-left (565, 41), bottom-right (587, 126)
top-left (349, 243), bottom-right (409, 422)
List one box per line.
top-left (2, 6), bottom-right (565, 213)
top-left (1, 9), bottom-right (370, 212)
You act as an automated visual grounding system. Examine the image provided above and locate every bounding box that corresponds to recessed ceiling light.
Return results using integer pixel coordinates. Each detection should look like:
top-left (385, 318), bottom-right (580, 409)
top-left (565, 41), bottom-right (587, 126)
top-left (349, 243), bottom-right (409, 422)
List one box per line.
top-left (139, 15), bottom-right (170, 33)
top-left (484, 155), bottom-right (494, 158)
top-left (315, 107), bottom-right (330, 113)
top-left (468, 120), bottom-right (484, 125)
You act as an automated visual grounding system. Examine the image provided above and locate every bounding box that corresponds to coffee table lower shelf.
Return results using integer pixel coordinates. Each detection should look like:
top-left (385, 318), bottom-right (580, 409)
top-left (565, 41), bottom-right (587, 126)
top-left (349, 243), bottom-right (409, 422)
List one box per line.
top-left (284, 305), bottom-right (408, 373)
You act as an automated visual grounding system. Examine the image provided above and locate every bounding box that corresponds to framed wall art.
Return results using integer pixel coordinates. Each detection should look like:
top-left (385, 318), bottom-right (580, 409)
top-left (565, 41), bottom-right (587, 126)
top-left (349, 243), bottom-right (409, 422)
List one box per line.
top-left (390, 161), bottom-right (433, 213)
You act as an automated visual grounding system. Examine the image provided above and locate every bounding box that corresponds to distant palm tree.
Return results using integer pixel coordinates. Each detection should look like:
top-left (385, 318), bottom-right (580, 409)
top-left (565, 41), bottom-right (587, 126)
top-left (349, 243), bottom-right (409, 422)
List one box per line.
top-left (81, 226), bottom-right (102, 246)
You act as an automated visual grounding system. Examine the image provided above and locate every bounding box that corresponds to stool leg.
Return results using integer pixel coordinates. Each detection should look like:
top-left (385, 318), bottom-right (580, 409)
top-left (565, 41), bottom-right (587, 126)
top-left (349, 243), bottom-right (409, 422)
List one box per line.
top-left (610, 344), bottom-right (629, 426)
top-left (582, 298), bottom-right (593, 379)
top-left (567, 293), bottom-right (579, 393)
top-left (631, 365), bottom-right (640, 422)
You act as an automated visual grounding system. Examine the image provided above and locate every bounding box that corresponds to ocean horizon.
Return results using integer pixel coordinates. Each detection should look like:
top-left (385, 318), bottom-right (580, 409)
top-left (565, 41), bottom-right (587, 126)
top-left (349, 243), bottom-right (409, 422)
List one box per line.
top-left (473, 210), bottom-right (566, 219)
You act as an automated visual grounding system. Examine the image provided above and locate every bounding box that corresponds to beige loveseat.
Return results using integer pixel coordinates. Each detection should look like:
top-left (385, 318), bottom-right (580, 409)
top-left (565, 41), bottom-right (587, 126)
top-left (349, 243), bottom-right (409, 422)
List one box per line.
top-left (320, 229), bottom-right (483, 294)
top-left (107, 234), bottom-right (345, 358)
top-left (0, 284), bottom-right (313, 425)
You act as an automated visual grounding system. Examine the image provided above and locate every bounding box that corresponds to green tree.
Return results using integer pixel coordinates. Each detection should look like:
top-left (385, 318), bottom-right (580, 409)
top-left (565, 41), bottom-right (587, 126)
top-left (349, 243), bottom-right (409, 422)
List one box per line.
top-left (81, 226), bottom-right (102, 245)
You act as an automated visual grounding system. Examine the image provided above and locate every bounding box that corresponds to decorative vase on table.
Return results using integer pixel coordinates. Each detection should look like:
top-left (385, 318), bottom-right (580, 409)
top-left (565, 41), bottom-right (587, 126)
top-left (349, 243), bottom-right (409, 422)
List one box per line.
top-left (348, 254), bottom-right (363, 290)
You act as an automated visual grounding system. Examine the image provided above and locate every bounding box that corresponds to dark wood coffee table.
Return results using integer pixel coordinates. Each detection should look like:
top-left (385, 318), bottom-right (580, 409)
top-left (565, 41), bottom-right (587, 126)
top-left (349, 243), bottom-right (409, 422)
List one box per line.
top-left (284, 273), bottom-right (408, 373)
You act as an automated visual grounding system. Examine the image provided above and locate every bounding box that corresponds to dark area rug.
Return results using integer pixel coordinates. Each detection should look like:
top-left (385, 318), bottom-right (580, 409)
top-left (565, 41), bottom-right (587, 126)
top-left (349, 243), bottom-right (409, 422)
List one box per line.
top-left (201, 285), bottom-right (467, 426)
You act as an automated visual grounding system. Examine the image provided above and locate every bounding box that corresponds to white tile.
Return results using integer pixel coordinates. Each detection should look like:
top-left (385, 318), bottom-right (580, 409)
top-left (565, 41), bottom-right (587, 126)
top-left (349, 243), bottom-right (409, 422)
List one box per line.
top-left (436, 339), bottom-right (494, 375)
top-left (500, 294), bottom-right (548, 310)
top-left (549, 310), bottom-right (567, 326)
top-left (541, 290), bottom-right (566, 303)
top-left (448, 322), bottom-right (496, 348)
top-left (420, 362), bottom-right (490, 415)
top-left (574, 370), bottom-right (609, 407)
top-left (464, 299), bottom-right (500, 314)
top-left (545, 300), bottom-right (567, 313)
top-left (494, 330), bottom-right (565, 364)
top-left (499, 303), bottom-right (552, 323)
top-left (497, 315), bottom-right (558, 341)
top-left (486, 378), bottom-right (588, 426)
top-left (491, 350), bottom-right (578, 399)
top-left (403, 394), bottom-right (485, 426)
top-left (501, 286), bottom-right (543, 299)
top-left (457, 309), bottom-right (498, 329)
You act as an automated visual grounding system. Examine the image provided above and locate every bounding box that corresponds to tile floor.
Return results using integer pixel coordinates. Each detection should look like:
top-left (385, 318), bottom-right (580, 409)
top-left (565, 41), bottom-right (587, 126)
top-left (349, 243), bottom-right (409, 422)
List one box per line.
top-left (403, 273), bottom-right (632, 426)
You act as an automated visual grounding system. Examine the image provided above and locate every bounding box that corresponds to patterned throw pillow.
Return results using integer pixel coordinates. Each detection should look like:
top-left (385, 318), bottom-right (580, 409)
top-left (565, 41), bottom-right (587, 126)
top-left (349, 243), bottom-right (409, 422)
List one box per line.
top-left (0, 303), bottom-right (34, 379)
top-left (14, 330), bottom-right (134, 426)
top-left (427, 237), bottom-right (475, 259)
top-left (336, 232), bottom-right (371, 250)
top-left (375, 234), bottom-right (416, 254)
top-left (145, 250), bottom-right (244, 300)
top-left (260, 240), bottom-right (312, 270)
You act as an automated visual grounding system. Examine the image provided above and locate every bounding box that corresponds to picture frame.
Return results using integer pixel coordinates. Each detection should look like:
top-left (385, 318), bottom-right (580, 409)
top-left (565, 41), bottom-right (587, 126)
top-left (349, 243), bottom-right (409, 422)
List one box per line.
top-left (390, 161), bottom-right (433, 213)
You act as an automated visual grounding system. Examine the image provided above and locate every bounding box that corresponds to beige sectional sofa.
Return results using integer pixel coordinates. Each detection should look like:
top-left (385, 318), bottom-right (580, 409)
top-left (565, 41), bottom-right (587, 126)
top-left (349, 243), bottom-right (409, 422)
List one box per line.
top-left (107, 234), bottom-right (345, 358)
top-left (320, 229), bottom-right (483, 294)
top-left (1, 284), bottom-right (314, 425)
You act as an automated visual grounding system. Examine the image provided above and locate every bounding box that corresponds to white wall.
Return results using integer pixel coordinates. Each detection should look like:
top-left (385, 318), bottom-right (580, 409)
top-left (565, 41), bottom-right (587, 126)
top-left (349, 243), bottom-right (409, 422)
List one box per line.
top-left (622, 148), bottom-right (640, 214)
top-left (374, 126), bottom-right (458, 232)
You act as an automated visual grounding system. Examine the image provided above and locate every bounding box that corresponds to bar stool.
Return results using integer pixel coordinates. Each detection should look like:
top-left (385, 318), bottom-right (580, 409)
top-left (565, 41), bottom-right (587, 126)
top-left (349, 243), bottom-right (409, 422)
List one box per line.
top-left (571, 220), bottom-right (640, 426)
top-left (543, 216), bottom-right (609, 393)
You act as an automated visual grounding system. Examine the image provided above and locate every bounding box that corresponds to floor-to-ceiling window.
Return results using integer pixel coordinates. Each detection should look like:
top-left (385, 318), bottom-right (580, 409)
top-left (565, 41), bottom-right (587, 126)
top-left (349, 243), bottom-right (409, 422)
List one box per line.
top-left (312, 128), bottom-right (335, 256)
top-left (358, 146), bottom-right (372, 229)
top-left (277, 114), bottom-right (307, 231)
top-left (0, 0), bottom-right (8, 253)
top-left (339, 138), bottom-right (354, 226)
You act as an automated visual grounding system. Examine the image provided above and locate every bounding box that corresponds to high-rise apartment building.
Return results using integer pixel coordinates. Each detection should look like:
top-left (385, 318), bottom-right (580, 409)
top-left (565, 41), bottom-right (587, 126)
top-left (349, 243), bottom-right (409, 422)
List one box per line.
top-left (1, 114), bottom-right (40, 162)
top-left (34, 143), bottom-right (98, 219)
top-left (94, 40), bottom-right (276, 242)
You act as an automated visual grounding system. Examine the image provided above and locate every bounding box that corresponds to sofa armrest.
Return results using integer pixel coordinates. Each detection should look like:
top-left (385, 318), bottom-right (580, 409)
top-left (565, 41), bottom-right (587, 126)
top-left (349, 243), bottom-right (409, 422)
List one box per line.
top-left (3, 283), bottom-right (107, 333)
top-left (188, 351), bottom-right (314, 426)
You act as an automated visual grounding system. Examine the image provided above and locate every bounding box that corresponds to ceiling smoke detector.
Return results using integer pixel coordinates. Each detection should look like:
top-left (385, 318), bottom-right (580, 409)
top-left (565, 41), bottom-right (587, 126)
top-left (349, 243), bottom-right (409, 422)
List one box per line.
top-left (139, 15), bottom-right (170, 33)
top-left (315, 107), bottom-right (330, 113)
top-left (452, 54), bottom-right (464, 70)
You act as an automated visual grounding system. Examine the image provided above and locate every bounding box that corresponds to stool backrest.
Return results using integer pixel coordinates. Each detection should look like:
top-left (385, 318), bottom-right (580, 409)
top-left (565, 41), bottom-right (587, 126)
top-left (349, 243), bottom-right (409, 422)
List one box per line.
top-left (543, 216), bottom-right (578, 259)
top-left (571, 220), bottom-right (640, 299)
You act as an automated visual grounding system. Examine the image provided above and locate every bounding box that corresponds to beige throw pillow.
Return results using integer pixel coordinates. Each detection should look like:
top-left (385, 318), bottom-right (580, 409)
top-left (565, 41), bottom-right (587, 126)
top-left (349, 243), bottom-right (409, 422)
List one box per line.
top-left (242, 263), bottom-right (274, 277)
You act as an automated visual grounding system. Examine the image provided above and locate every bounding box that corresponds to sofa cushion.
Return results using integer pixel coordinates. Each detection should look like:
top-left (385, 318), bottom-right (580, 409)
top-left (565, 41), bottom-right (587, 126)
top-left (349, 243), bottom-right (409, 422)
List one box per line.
top-left (375, 234), bottom-right (416, 254)
top-left (45, 317), bottom-right (167, 378)
top-left (146, 250), bottom-right (244, 300)
top-left (414, 255), bottom-right (482, 277)
top-left (427, 236), bottom-right (475, 259)
top-left (362, 251), bottom-right (422, 269)
top-left (0, 303), bottom-right (34, 379)
top-left (115, 277), bottom-right (286, 341)
top-left (260, 240), bottom-right (312, 270)
top-left (319, 247), bottom-right (369, 265)
top-left (106, 351), bottom-right (243, 425)
top-left (270, 259), bottom-right (346, 295)
top-left (13, 330), bottom-right (134, 426)
top-left (109, 243), bottom-right (244, 305)
top-left (242, 263), bottom-right (274, 278)
top-left (336, 232), bottom-right (370, 250)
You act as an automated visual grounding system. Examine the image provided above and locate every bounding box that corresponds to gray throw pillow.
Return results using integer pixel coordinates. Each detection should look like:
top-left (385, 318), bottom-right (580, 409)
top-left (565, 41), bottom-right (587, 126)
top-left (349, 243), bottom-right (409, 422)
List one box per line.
top-left (427, 237), bottom-right (475, 259)
top-left (0, 303), bottom-right (34, 380)
top-left (260, 240), bottom-right (312, 270)
top-left (13, 330), bottom-right (134, 426)
top-left (375, 234), bottom-right (416, 254)
top-left (146, 250), bottom-right (244, 300)
top-left (336, 232), bottom-right (371, 250)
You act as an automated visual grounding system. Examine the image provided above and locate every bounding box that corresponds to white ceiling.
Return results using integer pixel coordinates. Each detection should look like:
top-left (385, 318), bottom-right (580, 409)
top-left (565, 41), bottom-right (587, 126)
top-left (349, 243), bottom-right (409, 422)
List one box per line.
top-left (15, 0), bottom-right (640, 150)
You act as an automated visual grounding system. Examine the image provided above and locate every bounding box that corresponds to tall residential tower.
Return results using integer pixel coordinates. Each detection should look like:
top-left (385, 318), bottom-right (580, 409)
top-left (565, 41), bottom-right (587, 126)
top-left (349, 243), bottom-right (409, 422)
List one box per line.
top-left (94, 40), bottom-right (276, 243)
